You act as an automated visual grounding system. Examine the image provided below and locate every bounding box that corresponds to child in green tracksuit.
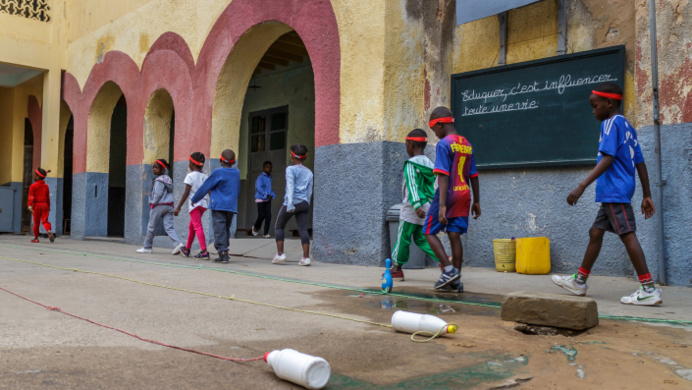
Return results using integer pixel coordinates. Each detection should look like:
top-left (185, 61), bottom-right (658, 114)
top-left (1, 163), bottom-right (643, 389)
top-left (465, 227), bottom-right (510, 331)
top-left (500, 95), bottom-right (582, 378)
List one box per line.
top-left (390, 128), bottom-right (439, 280)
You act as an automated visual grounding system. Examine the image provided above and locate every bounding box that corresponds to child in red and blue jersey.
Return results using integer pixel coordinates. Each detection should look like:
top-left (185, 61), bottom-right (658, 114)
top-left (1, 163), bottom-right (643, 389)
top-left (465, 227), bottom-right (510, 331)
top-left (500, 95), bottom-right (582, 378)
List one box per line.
top-left (424, 107), bottom-right (481, 292)
top-left (552, 82), bottom-right (661, 306)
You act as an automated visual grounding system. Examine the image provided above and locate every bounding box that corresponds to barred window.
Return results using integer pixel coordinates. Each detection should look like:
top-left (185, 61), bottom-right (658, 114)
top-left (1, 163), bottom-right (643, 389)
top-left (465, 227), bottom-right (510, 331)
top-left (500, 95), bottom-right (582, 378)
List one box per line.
top-left (0, 0), bottom-right (51, 22)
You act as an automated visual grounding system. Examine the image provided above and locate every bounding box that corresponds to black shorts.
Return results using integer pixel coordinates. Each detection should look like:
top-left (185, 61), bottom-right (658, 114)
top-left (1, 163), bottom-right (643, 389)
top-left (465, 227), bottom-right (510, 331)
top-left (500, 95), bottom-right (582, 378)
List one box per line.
top-left (592, 203), bottom-right (637, 235)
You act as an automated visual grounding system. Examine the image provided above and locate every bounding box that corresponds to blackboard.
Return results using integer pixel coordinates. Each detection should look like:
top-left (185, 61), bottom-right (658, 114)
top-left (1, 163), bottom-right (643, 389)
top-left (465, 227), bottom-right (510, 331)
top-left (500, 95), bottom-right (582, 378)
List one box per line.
top-left (451, 46), bottom-right (625, 169)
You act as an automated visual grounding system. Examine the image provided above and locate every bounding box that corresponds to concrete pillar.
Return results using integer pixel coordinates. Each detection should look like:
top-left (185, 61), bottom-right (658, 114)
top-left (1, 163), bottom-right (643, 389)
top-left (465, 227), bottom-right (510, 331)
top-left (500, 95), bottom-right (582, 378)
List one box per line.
top-left (41, 68), bottom-right (63, 234)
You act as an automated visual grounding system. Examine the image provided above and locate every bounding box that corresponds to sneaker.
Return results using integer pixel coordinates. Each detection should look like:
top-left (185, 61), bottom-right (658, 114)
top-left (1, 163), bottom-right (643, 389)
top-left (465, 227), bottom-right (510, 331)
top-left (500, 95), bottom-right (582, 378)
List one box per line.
top-left (180, 247), bottom-right (191, 257)
top-left (31, 238), bottom-right (39, 243)
top-left (213, 251), bottom-right (230, 263)
top-left (551, 274), bottom-right (587, 296)
top-left (136, 247), bottom-right (153, 254)
top-left (48, 232), bottom-right (55, 243)
top-left (434, 267), bottom-right (461, 290)
top-left (450, 277), bottom-right (464, 293)
top-left (272, 253), bottom-right (287, 264)
top-left (299, 257), bottom-right (311, 266)
top-left (264, 234), bottom-right (271, 238)
top-left (195, 250), bottom-right (210, 260)
top-left (620, 287), bottom-right (662, 306)
top-left (171, 243), bottom-right (184, 255)
top-left (251, 226), bottom-right (259, 237)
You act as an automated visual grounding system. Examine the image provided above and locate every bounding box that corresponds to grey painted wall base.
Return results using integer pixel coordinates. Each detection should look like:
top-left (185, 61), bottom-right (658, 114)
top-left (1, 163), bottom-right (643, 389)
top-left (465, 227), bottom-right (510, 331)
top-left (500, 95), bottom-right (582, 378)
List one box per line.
top-left (0, 182), bottom-right (23, 233)
top-left (71, 172), bottom-right (108, 239)
top-left (312, 142), bottom-right (409, 266)
top-left (44, 178), bottom-right (64, 235)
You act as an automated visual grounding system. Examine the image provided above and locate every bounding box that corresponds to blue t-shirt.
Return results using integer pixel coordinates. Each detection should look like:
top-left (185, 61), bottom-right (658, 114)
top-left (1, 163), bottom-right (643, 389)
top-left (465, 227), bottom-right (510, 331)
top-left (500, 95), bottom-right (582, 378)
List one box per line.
top-left (595, 115), bottom-right (644, 203)
top-left (432, 134), bottom-right (478, 218)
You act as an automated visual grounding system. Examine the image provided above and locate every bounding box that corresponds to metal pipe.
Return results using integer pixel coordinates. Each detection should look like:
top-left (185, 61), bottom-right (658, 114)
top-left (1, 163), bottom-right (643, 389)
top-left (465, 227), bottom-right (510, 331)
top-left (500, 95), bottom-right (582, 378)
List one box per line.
top-left (649, 0), bottom-right (666, 285)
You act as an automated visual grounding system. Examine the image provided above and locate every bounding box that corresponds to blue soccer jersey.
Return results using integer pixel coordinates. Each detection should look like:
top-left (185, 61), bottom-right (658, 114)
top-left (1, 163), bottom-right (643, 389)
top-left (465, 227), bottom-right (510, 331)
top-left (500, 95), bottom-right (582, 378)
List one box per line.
top-left (595, 115), bottom-right (644, 203)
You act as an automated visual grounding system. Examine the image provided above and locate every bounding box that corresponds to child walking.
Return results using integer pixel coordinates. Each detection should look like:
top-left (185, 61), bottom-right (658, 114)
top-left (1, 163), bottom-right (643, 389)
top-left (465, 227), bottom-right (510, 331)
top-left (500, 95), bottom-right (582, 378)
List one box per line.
top-left (424, 107), bottom-right (481, 292)
top-left (173, 152), bottom-right (210, 260)
top-left (190, 149), bottom-right (240, 263)
top-left (552, 82), bottom-right (662, 305)
top-left (137, 159), bottom-right (183, 254)
top-left (272, 144), bottom-right (313, 266)
top-left (28, 167), bottom-right (55, 243)
top-left (389, 129), bottom-right (439, 280)
top-left (252, 161), bottom-right (275, 238)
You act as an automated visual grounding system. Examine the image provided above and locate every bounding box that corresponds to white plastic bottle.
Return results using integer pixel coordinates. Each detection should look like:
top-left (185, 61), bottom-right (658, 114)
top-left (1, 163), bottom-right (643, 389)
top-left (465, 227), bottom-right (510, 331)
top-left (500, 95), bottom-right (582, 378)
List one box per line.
top-left (391, 310), bottom-right (458, 335)
top-left (264, 348), bottom-right (331, 389)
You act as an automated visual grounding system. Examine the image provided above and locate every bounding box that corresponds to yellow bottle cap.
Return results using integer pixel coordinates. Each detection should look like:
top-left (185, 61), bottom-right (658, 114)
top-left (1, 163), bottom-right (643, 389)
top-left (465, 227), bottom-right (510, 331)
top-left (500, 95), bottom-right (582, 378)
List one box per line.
top-left (447, 324), bottom-right (458, 334)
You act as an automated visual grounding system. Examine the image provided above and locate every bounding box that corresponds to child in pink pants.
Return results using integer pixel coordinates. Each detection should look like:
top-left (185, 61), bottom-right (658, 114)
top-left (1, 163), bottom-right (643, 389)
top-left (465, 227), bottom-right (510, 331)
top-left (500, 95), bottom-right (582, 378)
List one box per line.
top-left (174, 152), bottom-right (210, 259)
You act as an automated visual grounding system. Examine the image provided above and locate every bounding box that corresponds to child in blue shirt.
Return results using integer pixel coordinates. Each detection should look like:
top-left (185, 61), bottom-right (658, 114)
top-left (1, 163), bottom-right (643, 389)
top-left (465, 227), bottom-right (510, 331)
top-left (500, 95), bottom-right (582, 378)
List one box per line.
top-left (272, 144), bottom-right (313, 266)
top-left (552, 82), bottom-right (661, 306)
top-left (252, 161), bottom-right (275, 238)
top-left (190, 149), bottom-right (240, 264)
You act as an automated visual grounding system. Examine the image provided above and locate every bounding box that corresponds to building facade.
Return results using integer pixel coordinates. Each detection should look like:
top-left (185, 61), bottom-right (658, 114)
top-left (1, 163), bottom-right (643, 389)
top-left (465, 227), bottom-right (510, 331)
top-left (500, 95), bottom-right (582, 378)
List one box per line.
top-left (0, 0), bottom-right (690, 285)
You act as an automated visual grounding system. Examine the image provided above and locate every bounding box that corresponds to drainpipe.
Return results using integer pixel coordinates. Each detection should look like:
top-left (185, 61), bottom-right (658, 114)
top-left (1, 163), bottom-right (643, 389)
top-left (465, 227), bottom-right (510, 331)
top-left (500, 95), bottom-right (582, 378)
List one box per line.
top-left (649, 0), bottom-right (666, 285)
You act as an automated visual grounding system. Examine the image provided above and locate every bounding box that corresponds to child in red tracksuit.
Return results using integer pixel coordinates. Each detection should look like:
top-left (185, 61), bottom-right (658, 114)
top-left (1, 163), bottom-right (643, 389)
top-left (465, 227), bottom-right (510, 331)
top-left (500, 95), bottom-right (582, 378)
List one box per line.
top-left (28, 167), bottom-right (55, 243)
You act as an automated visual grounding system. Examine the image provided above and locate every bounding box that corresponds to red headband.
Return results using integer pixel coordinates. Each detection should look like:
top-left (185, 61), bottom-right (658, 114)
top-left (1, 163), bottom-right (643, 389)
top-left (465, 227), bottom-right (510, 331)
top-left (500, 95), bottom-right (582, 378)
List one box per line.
top-left (291, 150), bottom-right (306, 159)
top-left (189, 156), bottom-right (203, 166)
top-left (428, 116), bottom-right (454, 128)
top-left (406, 136), bottom-right (427, 142)
top-left (35, 169), bottom-right (45, 178)
top-left (220, 154), bottom-right (236, 165)
top-left (592, 90), bottom-right (622, 100)
top-left (155, 160), bottom-right (167, 170)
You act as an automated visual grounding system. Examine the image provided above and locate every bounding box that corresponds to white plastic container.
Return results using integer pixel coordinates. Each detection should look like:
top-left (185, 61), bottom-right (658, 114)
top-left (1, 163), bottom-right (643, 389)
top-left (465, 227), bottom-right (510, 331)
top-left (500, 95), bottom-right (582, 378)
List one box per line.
top-left (264, 348), bottom-right (331, 390)
top-left (391, 310), bottom-right (458, 335)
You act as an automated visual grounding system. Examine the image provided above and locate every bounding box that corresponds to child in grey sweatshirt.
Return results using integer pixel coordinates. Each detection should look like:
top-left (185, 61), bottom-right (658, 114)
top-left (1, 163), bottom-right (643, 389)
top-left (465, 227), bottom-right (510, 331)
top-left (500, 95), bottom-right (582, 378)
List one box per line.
top-left (137, 159), bottom-right (183, 254)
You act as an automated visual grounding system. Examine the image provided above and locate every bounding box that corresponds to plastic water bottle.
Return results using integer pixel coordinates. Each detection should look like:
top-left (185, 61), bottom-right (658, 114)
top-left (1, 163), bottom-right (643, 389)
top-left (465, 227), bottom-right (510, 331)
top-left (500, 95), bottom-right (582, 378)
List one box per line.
top-left (264, 349), bottom-right (331, 389)
top-left (391, 310), bottom-right (458, 335)
top-left (382, 258), bottom-right (393, 293)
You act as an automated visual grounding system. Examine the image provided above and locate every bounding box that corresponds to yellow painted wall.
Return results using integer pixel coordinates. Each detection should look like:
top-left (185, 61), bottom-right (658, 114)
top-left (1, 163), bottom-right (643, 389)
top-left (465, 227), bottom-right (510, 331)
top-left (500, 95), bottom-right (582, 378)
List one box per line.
top-left (452, 0), bottom-right (638, 126)
top-left (0, 87), bottom-right (16, 185)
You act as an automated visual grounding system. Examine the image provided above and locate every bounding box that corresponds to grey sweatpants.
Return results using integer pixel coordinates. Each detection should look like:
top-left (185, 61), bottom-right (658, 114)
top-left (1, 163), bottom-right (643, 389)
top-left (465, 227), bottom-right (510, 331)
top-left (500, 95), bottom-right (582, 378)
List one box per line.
top-left (143, 204), bottom-right (181, 249)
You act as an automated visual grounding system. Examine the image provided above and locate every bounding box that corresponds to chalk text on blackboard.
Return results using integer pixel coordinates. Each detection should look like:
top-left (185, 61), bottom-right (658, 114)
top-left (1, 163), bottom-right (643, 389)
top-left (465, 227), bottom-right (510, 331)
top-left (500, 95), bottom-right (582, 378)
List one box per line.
top-left (462, 99), bottom-right (539, 117)
top-left (460, 73), bottom-right (617, 103)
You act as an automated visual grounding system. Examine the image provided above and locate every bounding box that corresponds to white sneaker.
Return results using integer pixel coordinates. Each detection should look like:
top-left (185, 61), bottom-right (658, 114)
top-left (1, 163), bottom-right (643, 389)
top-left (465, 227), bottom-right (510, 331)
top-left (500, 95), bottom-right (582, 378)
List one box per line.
top-left (171, 243), bottom-right (184, 255)
top-left (136, 247), bottom-right (152, 254)
top-left (272, 253), bottom-right (286, 264)
top-left (551, 274), bottom-right (587, 296)
top-left (264, 234), bottom-right (271, 238)
top-left (299, 257), bottom-right (311, 266)
top-left (620, 287), bottom-right (662, 306)
top-left (251, 227), bottom-right (259, 237)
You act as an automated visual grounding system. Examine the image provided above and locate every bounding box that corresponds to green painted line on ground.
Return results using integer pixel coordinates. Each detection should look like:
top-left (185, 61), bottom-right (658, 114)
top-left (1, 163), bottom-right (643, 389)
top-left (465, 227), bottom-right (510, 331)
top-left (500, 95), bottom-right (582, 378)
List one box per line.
top-left (2, 242), bottom-right (691, 327)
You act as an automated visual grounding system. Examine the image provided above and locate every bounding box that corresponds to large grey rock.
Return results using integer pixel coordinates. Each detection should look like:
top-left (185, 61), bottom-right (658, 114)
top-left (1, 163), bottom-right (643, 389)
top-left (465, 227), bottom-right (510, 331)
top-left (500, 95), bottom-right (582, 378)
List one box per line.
top-left (501, 291), bottom-right (599, 330)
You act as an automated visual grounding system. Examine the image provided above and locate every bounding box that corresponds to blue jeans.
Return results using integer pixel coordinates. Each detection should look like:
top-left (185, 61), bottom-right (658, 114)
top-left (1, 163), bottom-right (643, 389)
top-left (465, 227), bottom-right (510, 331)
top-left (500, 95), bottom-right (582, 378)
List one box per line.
top-left (211, 210), bottom-right (235, 253)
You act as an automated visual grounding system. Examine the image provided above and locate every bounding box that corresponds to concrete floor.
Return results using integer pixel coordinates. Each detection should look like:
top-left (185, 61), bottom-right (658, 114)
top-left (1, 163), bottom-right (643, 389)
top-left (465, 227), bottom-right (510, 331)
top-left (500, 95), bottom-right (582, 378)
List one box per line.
top-left (1, 234), bottom-right (690, 389)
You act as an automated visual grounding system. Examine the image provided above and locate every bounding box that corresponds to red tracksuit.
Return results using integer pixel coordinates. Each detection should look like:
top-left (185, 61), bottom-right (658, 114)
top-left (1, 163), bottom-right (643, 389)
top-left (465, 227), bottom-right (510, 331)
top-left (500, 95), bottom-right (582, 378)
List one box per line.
top-left (28, 179), bottom-right (52, 238)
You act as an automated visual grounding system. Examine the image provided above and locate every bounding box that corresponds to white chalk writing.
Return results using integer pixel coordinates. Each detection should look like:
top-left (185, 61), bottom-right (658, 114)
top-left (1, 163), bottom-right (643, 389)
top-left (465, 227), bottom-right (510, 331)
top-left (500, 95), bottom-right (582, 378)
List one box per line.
top-left (461, 73), bottom-right (618, 103)
top-left (462, 99), bottom-right (539, 117)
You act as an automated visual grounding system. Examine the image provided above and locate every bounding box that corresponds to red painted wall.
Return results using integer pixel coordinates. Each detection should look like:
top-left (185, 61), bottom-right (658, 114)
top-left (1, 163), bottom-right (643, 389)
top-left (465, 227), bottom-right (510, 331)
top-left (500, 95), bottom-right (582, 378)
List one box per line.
top-left (62, 0), bottom-right (340, 174)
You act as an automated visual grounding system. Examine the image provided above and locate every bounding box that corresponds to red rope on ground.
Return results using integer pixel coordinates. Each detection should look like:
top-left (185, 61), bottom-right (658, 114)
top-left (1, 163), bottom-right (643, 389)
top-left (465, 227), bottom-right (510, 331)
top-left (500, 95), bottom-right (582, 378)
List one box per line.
top-left (0, 286), bottom-right (264, 363)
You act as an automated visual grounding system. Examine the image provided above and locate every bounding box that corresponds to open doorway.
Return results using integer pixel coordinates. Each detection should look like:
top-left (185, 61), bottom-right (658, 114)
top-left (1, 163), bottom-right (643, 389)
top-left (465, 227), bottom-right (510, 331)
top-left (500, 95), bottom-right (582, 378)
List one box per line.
top-left (21, 118), bottom-right (33, 233)
top-left (237, 31), bottom-right (315, 237)
top-left (62, 116), bottom-right (74, 235)
top-left (107, 96), bottom-right (127, 237)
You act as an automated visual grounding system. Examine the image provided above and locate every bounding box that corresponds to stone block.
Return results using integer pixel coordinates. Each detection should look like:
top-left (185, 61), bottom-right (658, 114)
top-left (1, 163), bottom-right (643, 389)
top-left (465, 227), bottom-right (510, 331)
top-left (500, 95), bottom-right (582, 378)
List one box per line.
top-left (501, 291), bottom-right (598, 330)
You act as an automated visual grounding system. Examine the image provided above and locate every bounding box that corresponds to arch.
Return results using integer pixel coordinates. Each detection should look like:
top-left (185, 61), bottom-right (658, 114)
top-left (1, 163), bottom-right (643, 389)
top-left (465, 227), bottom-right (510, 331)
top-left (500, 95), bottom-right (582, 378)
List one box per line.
top-left (143, 89), bottom-right (174, 164)
top-left (87, 81), bottom-right (124, 173)
top-left (198, 0), bottom-right (340, 149)
top-left (58, 100), bottom-right (73, 178)
top-left (210, 22), bottom-right (293, 157)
